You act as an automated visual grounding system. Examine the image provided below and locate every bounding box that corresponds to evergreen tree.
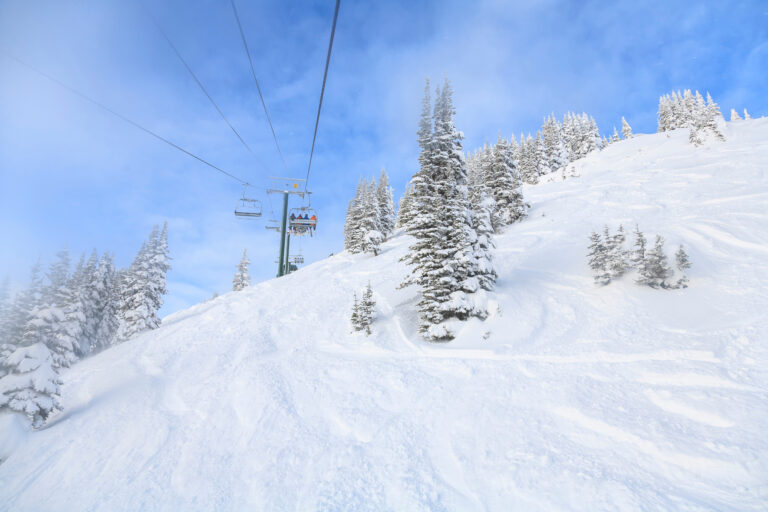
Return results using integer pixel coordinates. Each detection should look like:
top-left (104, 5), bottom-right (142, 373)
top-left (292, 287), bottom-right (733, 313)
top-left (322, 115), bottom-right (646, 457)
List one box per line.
top-left (344, 179), bottom-right (365, 251)
top-left (467, 188), bottom-right (497, 294)
top-left (743, 109), bottom-right (751, 120)
top-left (25, 249), bottom-right (80, 368)
top-left (118, 224), bottom-right (170, 341)
top-left (359, 179), bottom-right (383, 256)
top-left (91, 253), bottom-right (119, 352)
top-left (611, 127), bottom-right (620, 143)
top-left (359, 283), bottom-right (376, 335)
top-left (631, 225), bottom-right (647, 267)
top-left (350, 292), bottom-right (361, 332)
top-left (4, 263), bottom-right (44, 349)
top-left (675, 245), bottom-right (691, 288)
top-left (637, 235), bottom-right (672, 288)
top-left (404, 79), bottom-right (479, 340)
top-left (232, 249), bottom-right (251, 291)
top-left (542, 114), bottom-right (567, 173)
top-left (395, 182), bottom-right (416, 229)
top-left (587, 231), bottom-right (609, 286)
top-left (488, 133), bottom-right (526, 228)
top-left (607, 225), bottom-right (629, 278)
top-left (730, 108), bottom-right (741, 121)
top-left (621, 117), bottom-right (633, 138)
top-left (376, 168), bottom-right (396, 238)
top-left (0, 341), bottom-right (62, 428)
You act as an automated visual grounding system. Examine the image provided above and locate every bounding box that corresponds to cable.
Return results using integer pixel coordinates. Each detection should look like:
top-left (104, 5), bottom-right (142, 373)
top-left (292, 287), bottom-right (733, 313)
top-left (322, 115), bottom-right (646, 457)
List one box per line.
top-left (230, 0), bottom-right (289, 175)
top-left (4, 53), bottom-right (251, 186)
top-left (304, 0), bottom-right (340, 192)
top-left (141, 3), bottom-right (262, 169)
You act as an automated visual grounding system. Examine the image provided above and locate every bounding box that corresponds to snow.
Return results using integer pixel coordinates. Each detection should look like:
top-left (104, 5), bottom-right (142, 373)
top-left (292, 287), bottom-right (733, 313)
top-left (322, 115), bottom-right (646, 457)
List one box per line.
top-left (2, 119), bottom-right (768, 510)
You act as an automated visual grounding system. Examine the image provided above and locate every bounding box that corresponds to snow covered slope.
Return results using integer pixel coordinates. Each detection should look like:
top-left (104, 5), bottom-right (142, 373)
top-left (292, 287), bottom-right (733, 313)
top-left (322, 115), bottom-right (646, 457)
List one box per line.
top-left (2, 120), bottom-right (768, 510)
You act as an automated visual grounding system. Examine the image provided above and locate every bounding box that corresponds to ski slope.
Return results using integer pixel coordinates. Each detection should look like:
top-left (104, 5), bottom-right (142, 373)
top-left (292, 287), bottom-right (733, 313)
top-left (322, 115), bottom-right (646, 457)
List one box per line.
top-left (2, 119), bottom-right (768, 510)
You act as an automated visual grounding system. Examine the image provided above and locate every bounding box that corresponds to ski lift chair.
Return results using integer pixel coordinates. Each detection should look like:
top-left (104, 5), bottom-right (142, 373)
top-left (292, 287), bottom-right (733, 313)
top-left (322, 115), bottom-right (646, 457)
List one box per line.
top-left (234, 194), bottom-right (262, 218)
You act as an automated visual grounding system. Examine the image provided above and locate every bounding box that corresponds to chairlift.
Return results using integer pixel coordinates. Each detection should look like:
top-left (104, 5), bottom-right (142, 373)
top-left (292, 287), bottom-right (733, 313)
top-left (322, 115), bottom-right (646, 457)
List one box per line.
top-left (291, 253), bottom-right (304, 265)
top-left (288, 206), bottom-right (317, 237)
top-left (234, 186), bottom-right (262, 218)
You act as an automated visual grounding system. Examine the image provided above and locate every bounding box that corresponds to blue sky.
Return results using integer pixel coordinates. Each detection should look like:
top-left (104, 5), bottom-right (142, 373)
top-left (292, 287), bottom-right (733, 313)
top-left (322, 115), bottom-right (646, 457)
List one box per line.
top-left (1, 0), bottom-right (766, 315)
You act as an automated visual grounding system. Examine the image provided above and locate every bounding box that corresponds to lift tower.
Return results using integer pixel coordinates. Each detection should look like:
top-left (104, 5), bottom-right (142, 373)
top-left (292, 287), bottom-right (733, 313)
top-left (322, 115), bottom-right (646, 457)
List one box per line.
top-left (267, 177), bottom-right (306, 277)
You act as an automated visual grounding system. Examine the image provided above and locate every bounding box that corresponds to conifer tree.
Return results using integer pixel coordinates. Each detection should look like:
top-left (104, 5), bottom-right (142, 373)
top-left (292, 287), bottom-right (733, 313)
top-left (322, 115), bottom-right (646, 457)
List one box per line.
top-left (404, 79), bottom-right (480, 340)
top-left (611, 127), bottom-right (620, 143)
top-left (376, 168), bottom-right (396, 238)
top-left (730, 108), bottom-right (741, 121)
top-left (0, 277), bottom-right (10, 344)
top-left (25, 249), bottom-right (80, 368)
top-left (91, 253), bottom-right (119, 351)
top-left (344, 179), bottom-right (365, 251)
top-left (621, 117), bottom-right (633, 138)
top-left (631, 225), bottom-right (647, 268)
top-left (118, 224), bottom-right (170, 341)
top-left (232, 249), bottom-right (251, 291)
top-left (395, 181), bottom-right (415, 229)
top-left (675, 245), bottom-right (691, 288)
top-left (488, 133), bottom-right (526, 228)
top-left (637, 235), bottom-right (672, 288)
top-left (359, 179), bottom-right (383, 256)
top-left (0, 341), bottom-right (62, 428)
top-left (587, 231), bottom-right (609, 285)
top-left (743, 109), bottom-right (751, 120)
top-left (359, 283), bottom-right (376, 335)
top-left (608, 225), bottom-right (629, 278)
top-left (350, 292), bottom-right (361, 332)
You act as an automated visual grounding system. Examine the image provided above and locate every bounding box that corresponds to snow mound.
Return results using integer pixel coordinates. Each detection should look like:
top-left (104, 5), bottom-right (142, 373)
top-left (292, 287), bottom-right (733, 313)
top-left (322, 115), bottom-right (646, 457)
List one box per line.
top-left (2, 120), bottom-right (768, 510)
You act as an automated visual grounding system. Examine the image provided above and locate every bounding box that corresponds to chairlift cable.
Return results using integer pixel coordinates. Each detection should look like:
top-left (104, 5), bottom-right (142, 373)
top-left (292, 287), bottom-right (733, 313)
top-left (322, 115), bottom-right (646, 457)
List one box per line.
top-left (303, 0), bottom-right (340, 193)
top-left (230, 0), bottom-right (289, 175)
top-left (4, 53), bottom-right (251, 186)
top-left (141, 3), bottom-right (264, 171)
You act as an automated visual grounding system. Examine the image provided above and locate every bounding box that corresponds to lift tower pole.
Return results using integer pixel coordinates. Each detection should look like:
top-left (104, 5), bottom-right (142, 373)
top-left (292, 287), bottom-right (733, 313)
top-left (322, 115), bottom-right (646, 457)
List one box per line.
top-left (267, 177), bottom-right (305, 278)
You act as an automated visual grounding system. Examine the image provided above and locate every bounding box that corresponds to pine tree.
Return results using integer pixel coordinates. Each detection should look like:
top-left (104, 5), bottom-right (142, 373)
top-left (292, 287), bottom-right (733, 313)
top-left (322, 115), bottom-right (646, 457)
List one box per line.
top-left (395, 182), bottom-right (415, 229)
top-left (118, 224), bottom-right (170, 341)
top-left (91, 253), bottom-right (119, 351)
top-left (376, 168), bottom-right (396, 238)
top-left (621, 117), bottom-right (633, 138)
top-left (637, 235), bottom-right (672, 288)
top-left (404, 79), bottom-right (479, 340)
top-left (631, 225), bottom-right (647, 267)
top-left (0, 341), bottom-right (62, 428)
top-left (607, 225), bottom-right (629, 278)
top-left (359, 283), bottom-right (376, 335)
top-left (542, 114), bottom-right (567, 173)
top-left (730, 108), bottom-right (741, 121)
top-left (359, 179), bottom-right (383, 256)
top-left (611, 127), bottom-right (620, 143)
top-left (232, 249), bottom-right (251, 291)
top-left (467, 188), bottom-right (497, 294)
top-left (488, 133), bottom-right (526, 228)
top-left (25, 249), bottom-right (80, 368)
top-left (587, 231), bottom-right (609, 286)
top-left (675, 245), bottom-right (691, 289)
top-left (4, 263), bottom-right (44, 349)
top-left (350, 292), bottom-right (361, 332)
top-left (743, 109), bottom-right (751, 120)
top-left (344, 179), bottom-right (365, 251)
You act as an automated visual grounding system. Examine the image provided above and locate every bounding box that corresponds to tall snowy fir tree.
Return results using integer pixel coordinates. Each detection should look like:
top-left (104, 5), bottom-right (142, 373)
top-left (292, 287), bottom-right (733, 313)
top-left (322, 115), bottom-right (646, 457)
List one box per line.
top-left (117, 224), bottom-right (171, 341)
top-left (376, 168), bottom-right (396, 238)
top-left (395, 181), bottom-right (416, 229)
top-left (637, 235), bottom-right (672, 288)
top-left (344, 178), bottom-right (365, 251)
top-left (404, 78), bottom-right (487, 340)
top-left (91, 252), bottom-right (120, 352)
top-left (359, 179), bottom-right (383, 256)
top-left (621, 117), bottom-right (633, 138)
top-left (587, 231), bottom-right (610, 285)
top-left (488, 133), bottom-right (526, 229)
top-left (232, 249), bottom-right (251, 291)
top-left (675, 245), bottom-right (691, 288)
top-left (0, 261), bottom-right (62, 427)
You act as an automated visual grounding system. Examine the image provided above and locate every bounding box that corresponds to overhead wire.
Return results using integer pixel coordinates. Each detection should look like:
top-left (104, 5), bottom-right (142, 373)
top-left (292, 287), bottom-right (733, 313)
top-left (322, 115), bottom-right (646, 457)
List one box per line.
top-left (4, 53), bottom-right (251, 186)
top-left (230, 0), bottom-right (289, 175)
top-left (304, 0), bottom-right (340, 193)
top-left (140, 3), bottom-right (266, 173)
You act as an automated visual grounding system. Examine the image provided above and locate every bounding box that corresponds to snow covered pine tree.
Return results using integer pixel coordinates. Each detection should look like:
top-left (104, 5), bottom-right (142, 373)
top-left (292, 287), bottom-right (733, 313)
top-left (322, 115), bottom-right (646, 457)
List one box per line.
top-left (233, 249), bottom-right (251, 291)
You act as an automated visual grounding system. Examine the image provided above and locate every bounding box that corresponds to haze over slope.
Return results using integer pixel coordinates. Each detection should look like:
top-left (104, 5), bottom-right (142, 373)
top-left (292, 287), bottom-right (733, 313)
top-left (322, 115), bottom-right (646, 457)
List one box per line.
top-left (1, 119), bottom-right (767, 510)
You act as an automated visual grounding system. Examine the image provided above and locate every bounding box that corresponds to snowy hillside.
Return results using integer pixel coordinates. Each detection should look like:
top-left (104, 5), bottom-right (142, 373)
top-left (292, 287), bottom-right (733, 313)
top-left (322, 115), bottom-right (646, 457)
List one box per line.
top-left (2, 119), bottom-right (768, 510)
